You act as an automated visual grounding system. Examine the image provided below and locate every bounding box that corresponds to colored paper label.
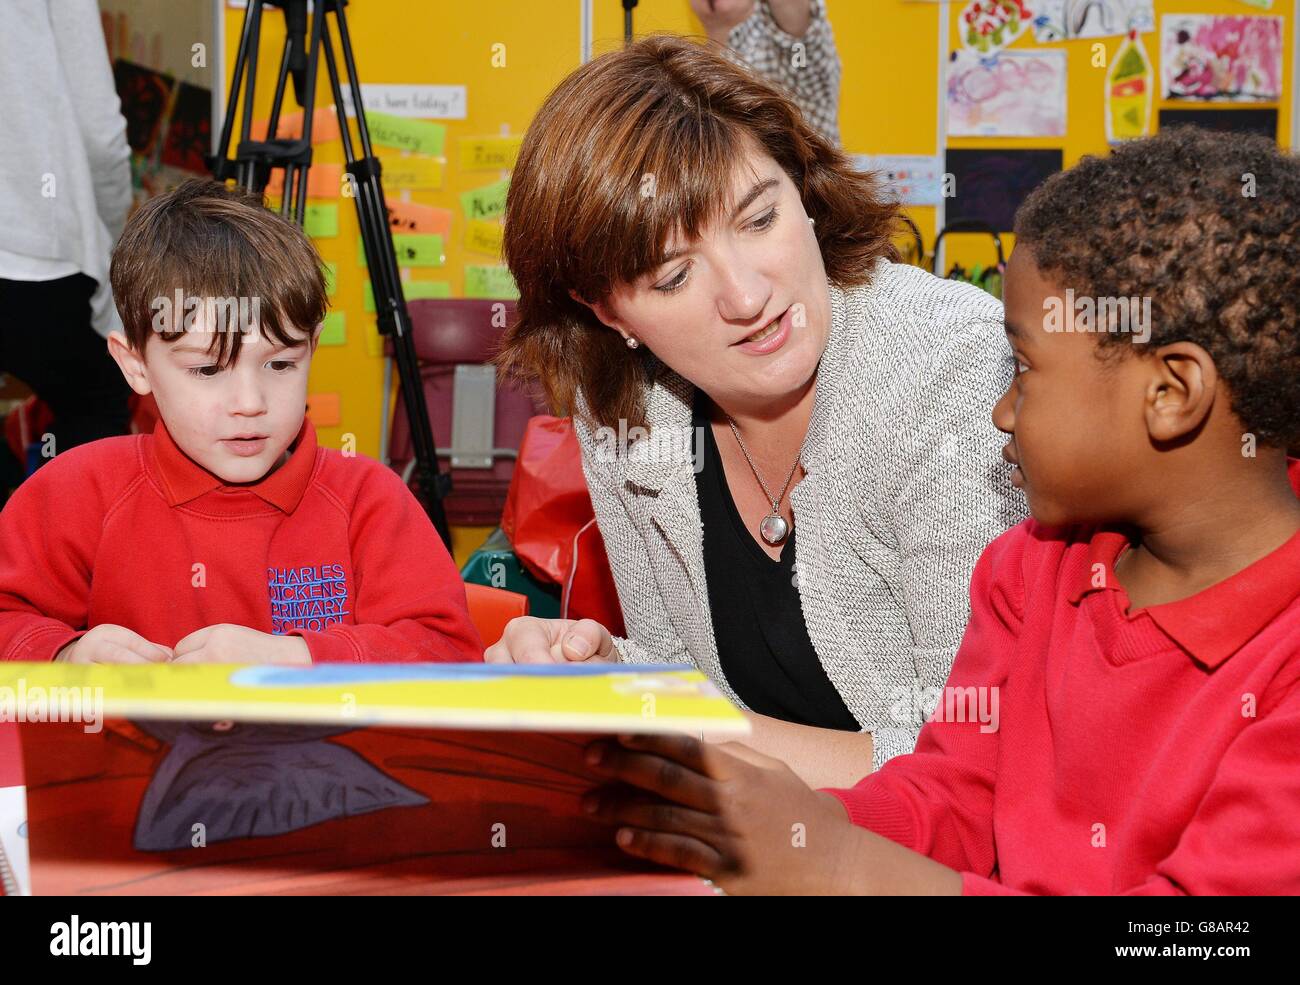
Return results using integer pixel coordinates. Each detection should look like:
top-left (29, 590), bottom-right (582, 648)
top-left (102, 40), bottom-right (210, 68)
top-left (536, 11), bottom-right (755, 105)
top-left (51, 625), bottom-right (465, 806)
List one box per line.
top-left (464, 264), bottom-right (519, 300)
top-left (459, 178), bottom-right (510, 221)
top-left (366, 112), bottom-right (446, 156)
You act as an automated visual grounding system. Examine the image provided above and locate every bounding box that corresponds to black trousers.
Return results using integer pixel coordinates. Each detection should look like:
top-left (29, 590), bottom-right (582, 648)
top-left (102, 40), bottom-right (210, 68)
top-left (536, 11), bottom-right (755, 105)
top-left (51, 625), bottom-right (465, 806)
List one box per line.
top-left (1, 274), bottom-right (132, 496)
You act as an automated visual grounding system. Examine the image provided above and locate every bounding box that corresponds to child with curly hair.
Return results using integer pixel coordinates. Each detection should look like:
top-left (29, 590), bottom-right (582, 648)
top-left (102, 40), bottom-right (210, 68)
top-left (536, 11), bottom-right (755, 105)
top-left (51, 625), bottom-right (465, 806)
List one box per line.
top-left (579, 127), bottom-right (1300, 895)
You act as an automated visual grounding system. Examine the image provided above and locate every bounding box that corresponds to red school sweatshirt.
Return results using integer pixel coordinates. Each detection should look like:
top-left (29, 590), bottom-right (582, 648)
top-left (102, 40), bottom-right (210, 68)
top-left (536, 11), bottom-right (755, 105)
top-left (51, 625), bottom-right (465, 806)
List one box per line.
top-left (0, 418), bottom-right (483, 663)
top-left (825, 462), bottom-right (1300, 895)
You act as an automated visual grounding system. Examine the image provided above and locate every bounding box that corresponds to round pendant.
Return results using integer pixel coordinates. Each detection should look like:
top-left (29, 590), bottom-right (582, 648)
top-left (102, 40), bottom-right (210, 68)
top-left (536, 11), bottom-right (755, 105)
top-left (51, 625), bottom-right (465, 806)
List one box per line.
top-left (759, 513), bottom-right (789, 545)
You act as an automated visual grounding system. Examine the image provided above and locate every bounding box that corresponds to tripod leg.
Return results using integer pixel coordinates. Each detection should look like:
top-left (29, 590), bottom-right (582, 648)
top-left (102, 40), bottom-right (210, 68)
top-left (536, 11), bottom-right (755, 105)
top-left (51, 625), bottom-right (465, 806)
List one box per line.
top-left (319, 6), bottom-right (453, 549)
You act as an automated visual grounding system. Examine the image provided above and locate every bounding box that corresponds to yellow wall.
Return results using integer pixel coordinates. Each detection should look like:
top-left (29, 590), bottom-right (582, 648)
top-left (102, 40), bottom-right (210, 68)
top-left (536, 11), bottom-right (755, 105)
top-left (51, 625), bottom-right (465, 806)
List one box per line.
top-left (222, 0), bottom-right (1294, 464)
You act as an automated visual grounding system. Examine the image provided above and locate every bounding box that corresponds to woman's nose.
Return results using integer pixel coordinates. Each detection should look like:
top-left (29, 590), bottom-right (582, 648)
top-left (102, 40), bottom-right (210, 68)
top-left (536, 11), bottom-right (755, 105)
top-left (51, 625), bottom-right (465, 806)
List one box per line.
top-left (716, 268), bottom-right (769, 323)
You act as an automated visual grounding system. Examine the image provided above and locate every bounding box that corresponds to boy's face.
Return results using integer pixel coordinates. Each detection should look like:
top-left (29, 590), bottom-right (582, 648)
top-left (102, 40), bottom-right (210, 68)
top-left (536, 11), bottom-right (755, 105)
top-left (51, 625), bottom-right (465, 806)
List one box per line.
top-left (110, 325), bottom-right (316, 485)
top-left (992, 247), bottom-right (1155, 527)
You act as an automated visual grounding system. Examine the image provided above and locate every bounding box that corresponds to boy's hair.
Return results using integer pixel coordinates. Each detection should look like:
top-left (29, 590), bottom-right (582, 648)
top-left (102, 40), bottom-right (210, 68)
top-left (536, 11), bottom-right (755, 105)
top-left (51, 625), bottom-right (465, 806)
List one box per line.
top-left (1014, 126), bottom-right (1299, 449)
top-left (110, 178), bottom-right (327, 366)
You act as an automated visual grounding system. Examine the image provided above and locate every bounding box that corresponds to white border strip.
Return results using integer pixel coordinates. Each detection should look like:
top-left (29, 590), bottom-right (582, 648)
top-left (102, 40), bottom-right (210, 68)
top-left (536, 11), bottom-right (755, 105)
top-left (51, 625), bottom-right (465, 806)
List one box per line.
top-left (1293, 0), bottom-right (1299, 149)
top-left (212, 0), bottom-right (226, 156)
top-left (935, 1), bottom-right (949, 273)
top-left (582, 0), bottom-right (593, 63)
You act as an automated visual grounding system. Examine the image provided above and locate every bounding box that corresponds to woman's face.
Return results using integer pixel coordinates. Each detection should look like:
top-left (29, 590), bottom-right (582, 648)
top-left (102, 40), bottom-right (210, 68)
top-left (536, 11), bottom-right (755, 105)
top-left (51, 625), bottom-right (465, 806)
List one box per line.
top-left (581, 142), bottom-right (831, 416)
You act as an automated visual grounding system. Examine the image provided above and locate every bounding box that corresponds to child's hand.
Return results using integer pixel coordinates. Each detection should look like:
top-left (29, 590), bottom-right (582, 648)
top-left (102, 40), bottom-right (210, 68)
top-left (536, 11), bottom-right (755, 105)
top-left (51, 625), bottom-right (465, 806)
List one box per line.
top-left (171, 624), bottom-right (311, 664)
top-left (55, 624), bottom-right (174, 664)
top-left (582, 733), bottom-right (863, 894)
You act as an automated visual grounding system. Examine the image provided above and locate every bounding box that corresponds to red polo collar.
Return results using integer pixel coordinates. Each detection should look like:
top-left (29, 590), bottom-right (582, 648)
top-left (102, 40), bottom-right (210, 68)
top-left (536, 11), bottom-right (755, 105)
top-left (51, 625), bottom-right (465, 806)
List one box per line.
top-left (148, 417), bottom-right (317, 513)
top-left (1069, 460), bottom-right (1300, 668)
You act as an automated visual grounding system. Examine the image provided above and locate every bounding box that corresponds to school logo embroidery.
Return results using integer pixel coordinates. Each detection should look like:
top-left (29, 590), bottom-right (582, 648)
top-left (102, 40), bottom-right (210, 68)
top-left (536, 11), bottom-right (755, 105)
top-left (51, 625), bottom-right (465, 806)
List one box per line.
top-left (268, 563), bottom-right (350, 633)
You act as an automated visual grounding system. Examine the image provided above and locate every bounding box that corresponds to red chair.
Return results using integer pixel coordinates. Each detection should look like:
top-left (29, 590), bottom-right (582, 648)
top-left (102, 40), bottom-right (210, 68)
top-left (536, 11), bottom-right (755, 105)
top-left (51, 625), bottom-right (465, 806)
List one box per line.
top-left (386, 299), bottom-right (547, 526)
top-left (463, 582), bottom-right (529, 648)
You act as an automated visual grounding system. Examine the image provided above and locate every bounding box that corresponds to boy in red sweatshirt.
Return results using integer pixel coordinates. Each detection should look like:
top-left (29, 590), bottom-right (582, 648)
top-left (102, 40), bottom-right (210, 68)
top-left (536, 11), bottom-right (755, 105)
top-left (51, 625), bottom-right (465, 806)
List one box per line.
top-left (578, 127), bottom-right (1300, 894)
top-left (0, 180), bottom-right (482, 665)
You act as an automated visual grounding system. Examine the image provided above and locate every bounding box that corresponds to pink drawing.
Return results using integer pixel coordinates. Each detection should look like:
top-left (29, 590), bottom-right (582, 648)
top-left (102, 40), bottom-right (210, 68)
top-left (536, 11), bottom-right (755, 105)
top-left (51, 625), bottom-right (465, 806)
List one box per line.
top-left (1161, 15), bottom-right (1283, 102)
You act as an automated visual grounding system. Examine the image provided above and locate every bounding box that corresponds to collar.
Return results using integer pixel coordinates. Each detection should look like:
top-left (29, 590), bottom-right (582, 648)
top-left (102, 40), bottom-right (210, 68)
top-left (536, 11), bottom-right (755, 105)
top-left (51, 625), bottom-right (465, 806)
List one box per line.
top-left (1070, 520), bottom-right (1300, 670)
top-left (149, 418), bottom-right (317, 513)
top-left (625, 275), bottom-right (856, 493)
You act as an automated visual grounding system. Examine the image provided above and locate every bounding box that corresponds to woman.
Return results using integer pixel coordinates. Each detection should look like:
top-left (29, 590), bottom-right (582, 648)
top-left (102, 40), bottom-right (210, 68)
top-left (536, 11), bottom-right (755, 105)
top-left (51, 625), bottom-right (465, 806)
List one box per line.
top-left (488, 35), bottom-right (1026, 787)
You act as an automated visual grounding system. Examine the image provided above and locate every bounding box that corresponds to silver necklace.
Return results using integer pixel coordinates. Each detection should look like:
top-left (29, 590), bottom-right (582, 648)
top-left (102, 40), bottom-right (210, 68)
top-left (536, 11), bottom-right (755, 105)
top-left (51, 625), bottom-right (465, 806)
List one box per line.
top-left (726, 416), bottom-right (802, 546)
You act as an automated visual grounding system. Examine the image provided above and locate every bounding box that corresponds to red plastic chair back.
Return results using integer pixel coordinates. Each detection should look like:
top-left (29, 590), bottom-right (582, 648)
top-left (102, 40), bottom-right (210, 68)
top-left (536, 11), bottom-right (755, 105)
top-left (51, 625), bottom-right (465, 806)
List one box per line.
top-left (387, 299), bottom-right (547, 526)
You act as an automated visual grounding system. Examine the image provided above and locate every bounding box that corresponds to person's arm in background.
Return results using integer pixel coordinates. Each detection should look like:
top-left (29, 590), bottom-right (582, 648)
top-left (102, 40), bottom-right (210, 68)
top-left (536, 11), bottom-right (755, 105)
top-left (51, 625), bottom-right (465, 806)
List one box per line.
top-left (695, 1), bottom-right (842, 148)
top-left (767, 0), bottom-right (814, 37)
top-left (49, 0), bottom-right (132, 242)
top-left (692, 0), bottom-right (759, 46)
top-left (692, 0), bottom-right (814, 44)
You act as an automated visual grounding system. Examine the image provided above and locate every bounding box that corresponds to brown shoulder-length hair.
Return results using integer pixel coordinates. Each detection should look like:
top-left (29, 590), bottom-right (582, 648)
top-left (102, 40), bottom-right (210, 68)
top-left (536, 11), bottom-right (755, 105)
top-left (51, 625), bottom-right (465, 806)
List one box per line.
top-left (497, 33), bottom-right (901, 432)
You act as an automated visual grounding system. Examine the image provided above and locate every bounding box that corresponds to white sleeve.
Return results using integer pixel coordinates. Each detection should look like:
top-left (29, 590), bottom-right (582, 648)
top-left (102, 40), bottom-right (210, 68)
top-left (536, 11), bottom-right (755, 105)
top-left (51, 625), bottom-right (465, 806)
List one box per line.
top-left (48, 0), bottom-right (132, 243)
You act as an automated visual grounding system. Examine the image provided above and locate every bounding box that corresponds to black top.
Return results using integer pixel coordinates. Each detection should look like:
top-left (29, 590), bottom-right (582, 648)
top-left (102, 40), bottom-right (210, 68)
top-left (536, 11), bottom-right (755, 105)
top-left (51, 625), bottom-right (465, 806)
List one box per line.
top-left (692, 392), bottom-right (860, 732)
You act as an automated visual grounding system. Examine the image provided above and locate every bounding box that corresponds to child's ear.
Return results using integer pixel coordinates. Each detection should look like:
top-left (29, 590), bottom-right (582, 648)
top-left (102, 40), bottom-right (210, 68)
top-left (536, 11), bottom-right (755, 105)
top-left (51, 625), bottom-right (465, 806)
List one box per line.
top-left (1142, 341), bottom-right (1218, 443)
top-left (107, 332), bottom-right (153, 396)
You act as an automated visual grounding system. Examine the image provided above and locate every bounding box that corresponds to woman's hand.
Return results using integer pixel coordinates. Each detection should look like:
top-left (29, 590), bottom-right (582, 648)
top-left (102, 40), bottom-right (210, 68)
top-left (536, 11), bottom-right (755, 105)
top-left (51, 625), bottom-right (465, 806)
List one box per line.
top-left (583, 733), bottom-right (861, 894)
top-left (484, 617), bottom-right (618, 664)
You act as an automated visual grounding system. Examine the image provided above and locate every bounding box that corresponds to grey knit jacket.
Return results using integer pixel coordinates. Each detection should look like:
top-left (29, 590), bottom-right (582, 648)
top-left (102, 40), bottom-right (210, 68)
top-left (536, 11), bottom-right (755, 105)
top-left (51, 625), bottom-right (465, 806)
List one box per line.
top-left (574, 260), bottom-right (1028, 770)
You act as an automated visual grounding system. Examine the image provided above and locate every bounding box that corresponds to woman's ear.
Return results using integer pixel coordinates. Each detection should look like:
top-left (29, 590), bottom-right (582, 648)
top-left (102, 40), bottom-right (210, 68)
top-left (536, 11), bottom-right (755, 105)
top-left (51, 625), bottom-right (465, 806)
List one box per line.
top-left (1142, 341), bottom-right (1218, 443)
top-left (568, 287), bottom-right (626, 338)
top-left (107, 332), bottom-right (153, 397)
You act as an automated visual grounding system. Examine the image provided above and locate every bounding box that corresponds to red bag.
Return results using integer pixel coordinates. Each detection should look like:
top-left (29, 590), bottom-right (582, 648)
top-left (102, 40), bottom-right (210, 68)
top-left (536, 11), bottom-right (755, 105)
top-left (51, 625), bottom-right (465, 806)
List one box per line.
top-left (501, 416), bottom-right (626, 637)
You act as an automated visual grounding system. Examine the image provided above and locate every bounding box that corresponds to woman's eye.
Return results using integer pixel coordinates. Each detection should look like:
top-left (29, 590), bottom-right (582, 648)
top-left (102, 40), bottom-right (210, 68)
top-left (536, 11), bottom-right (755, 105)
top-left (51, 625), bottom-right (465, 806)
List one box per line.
top-left (749, 206), bottom-right (779, 231)
top-left (654, 263), bottom-right (691, 295)
top-left (188, 366), bottom-right (220, 379)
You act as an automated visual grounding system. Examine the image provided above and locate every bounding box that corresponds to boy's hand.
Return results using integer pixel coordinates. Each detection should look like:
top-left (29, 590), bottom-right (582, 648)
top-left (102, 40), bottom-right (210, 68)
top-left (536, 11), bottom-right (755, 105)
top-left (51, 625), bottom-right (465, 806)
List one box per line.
top-left (583, 733), bottom-right (862, 894)
top-left (55, 624), bottom-right (174, 664)
top-left (171, 624), bottom-right (311, 664)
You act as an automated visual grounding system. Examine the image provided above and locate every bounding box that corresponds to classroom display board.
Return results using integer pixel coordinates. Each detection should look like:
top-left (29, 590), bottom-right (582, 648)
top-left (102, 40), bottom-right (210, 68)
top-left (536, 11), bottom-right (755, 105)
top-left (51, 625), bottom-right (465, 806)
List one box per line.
top-left (219, 0), bottom-right (1294, 456)
top-left (938, 0), bottom-right (1294, 272)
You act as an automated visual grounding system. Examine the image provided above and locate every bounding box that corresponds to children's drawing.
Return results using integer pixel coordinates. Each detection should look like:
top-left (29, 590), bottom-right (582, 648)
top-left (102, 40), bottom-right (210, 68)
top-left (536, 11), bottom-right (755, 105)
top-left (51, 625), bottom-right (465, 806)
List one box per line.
top-left (1161, 15), bottom-right (1283, 102)
top-left (1032, 0), bottom-right (1154, 41)
top-left (947, 49), bottom-right (1067, 137)
top-left (1106, 30), bottom-right (1153, 142)
top-left (959, 0), bottom-right (1033, 54)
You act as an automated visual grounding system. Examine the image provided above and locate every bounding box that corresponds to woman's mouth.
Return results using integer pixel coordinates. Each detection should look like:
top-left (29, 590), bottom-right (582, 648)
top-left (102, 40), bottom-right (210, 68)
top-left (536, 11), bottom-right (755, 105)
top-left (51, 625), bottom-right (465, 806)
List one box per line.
top-left (734, 307), bottom-right (792, 354)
